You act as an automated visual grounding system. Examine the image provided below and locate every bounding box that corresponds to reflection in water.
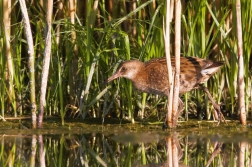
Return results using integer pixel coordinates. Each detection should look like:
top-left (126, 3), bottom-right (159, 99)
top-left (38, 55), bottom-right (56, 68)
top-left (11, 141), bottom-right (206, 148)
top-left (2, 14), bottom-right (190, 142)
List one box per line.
top-left (205, 142), bottom-right (222, 167)
top-left (31, 135), bottom-right (37, 166)
top-left (0, 131), bottom-right (252, 167)
top-left (166, 133), bottom-right (183, 167)
top-left (38, 135), bottom-right (46, 167)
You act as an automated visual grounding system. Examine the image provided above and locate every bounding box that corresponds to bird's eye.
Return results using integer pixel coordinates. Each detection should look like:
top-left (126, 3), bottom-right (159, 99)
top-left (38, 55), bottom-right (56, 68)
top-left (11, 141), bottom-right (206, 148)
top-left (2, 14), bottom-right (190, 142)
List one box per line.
top-left (121, 67), bottom-right (127, 72)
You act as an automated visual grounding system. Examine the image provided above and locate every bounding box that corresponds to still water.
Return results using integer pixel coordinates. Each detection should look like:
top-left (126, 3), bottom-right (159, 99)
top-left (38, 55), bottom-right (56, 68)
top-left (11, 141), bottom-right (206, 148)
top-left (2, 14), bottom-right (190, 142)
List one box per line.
top-left (0, 120), bottom-right (251, 167)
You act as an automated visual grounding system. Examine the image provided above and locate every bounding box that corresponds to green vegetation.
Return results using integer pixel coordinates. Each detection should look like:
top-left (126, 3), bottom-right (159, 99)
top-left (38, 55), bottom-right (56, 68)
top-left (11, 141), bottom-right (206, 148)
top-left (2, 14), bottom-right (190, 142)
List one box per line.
top-left (0, 0), bottom-right (251, 125)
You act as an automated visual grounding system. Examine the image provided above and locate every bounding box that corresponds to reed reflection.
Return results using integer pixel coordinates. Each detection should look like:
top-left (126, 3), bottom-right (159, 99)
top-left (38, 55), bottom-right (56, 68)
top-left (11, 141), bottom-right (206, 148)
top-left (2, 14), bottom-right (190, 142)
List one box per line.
top-left (0, 132), bottom-right (251, 167)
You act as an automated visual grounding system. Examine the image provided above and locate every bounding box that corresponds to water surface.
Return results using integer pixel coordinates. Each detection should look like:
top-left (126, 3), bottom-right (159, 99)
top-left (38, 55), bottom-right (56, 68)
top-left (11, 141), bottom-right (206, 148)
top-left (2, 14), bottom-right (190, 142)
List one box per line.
top-left (0, 119), bottom-right (251, 167)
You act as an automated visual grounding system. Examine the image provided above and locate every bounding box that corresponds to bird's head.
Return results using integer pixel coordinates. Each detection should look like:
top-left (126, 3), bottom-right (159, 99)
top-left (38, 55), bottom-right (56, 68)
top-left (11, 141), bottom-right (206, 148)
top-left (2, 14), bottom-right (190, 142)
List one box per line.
top-left (107, 60), bottom-right (144, 82)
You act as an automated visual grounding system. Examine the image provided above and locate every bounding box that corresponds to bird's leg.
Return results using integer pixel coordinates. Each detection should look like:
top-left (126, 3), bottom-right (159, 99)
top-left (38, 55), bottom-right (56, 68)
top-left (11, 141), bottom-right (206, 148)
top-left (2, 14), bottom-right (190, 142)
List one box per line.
top-left (199, 84), bottom-right (227, 125)
top-left (163, 98), bottom-right (184, 129)
top-left (173, 98), bottom-right (184, 127)
top-left (163, 107), bottom-right (169, 129)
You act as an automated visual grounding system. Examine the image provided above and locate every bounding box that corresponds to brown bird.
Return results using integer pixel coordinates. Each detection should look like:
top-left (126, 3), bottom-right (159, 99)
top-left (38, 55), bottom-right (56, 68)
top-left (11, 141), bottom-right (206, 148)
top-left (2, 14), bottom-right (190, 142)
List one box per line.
top-left (108, 56), bottom-right (225, 127)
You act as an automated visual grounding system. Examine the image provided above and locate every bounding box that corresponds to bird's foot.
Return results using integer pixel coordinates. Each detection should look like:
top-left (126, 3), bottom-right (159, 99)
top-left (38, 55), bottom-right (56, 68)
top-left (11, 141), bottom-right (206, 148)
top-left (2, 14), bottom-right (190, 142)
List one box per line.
top-left (199, 85), bottom-right (227, 126)
top-left (215, 104), bottom-right (227, 126)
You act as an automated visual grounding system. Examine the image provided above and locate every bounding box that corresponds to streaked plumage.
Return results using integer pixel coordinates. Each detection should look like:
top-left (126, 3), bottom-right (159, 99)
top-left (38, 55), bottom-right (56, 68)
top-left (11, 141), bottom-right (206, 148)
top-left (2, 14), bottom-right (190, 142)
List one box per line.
top-left (108, 56), bottom-right (225, 126)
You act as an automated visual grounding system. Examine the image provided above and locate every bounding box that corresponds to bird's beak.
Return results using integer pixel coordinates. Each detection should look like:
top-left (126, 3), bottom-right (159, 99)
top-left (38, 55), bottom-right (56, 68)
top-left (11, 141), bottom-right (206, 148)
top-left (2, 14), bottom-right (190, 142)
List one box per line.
top-left (107, 72), bottom-right (120, 83)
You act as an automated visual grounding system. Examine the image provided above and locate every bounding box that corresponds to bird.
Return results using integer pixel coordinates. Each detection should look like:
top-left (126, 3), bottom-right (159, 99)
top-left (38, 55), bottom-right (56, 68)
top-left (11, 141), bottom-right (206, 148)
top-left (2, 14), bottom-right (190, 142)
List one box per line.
top-left (107, 56), bottom-right (225, 127)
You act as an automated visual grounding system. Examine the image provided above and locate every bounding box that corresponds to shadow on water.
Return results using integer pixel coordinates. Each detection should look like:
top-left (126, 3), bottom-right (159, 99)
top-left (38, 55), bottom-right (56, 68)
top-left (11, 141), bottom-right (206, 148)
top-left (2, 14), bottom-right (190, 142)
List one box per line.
top-left (0, 119), bottom-right (252, 167)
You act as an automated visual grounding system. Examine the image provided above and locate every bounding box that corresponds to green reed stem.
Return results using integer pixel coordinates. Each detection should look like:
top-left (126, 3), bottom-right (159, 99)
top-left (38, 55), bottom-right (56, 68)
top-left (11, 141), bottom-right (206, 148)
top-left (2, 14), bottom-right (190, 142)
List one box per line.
top-left (58, 136), bottom-right (64, 167)
top-left (58, 57), bottom-right (64, 125)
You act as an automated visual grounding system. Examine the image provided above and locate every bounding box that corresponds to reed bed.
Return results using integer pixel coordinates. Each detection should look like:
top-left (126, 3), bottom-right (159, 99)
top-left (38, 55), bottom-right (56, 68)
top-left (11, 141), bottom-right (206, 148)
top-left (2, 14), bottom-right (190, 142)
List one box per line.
top-left (0, 0), bottom-right (251, 125)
